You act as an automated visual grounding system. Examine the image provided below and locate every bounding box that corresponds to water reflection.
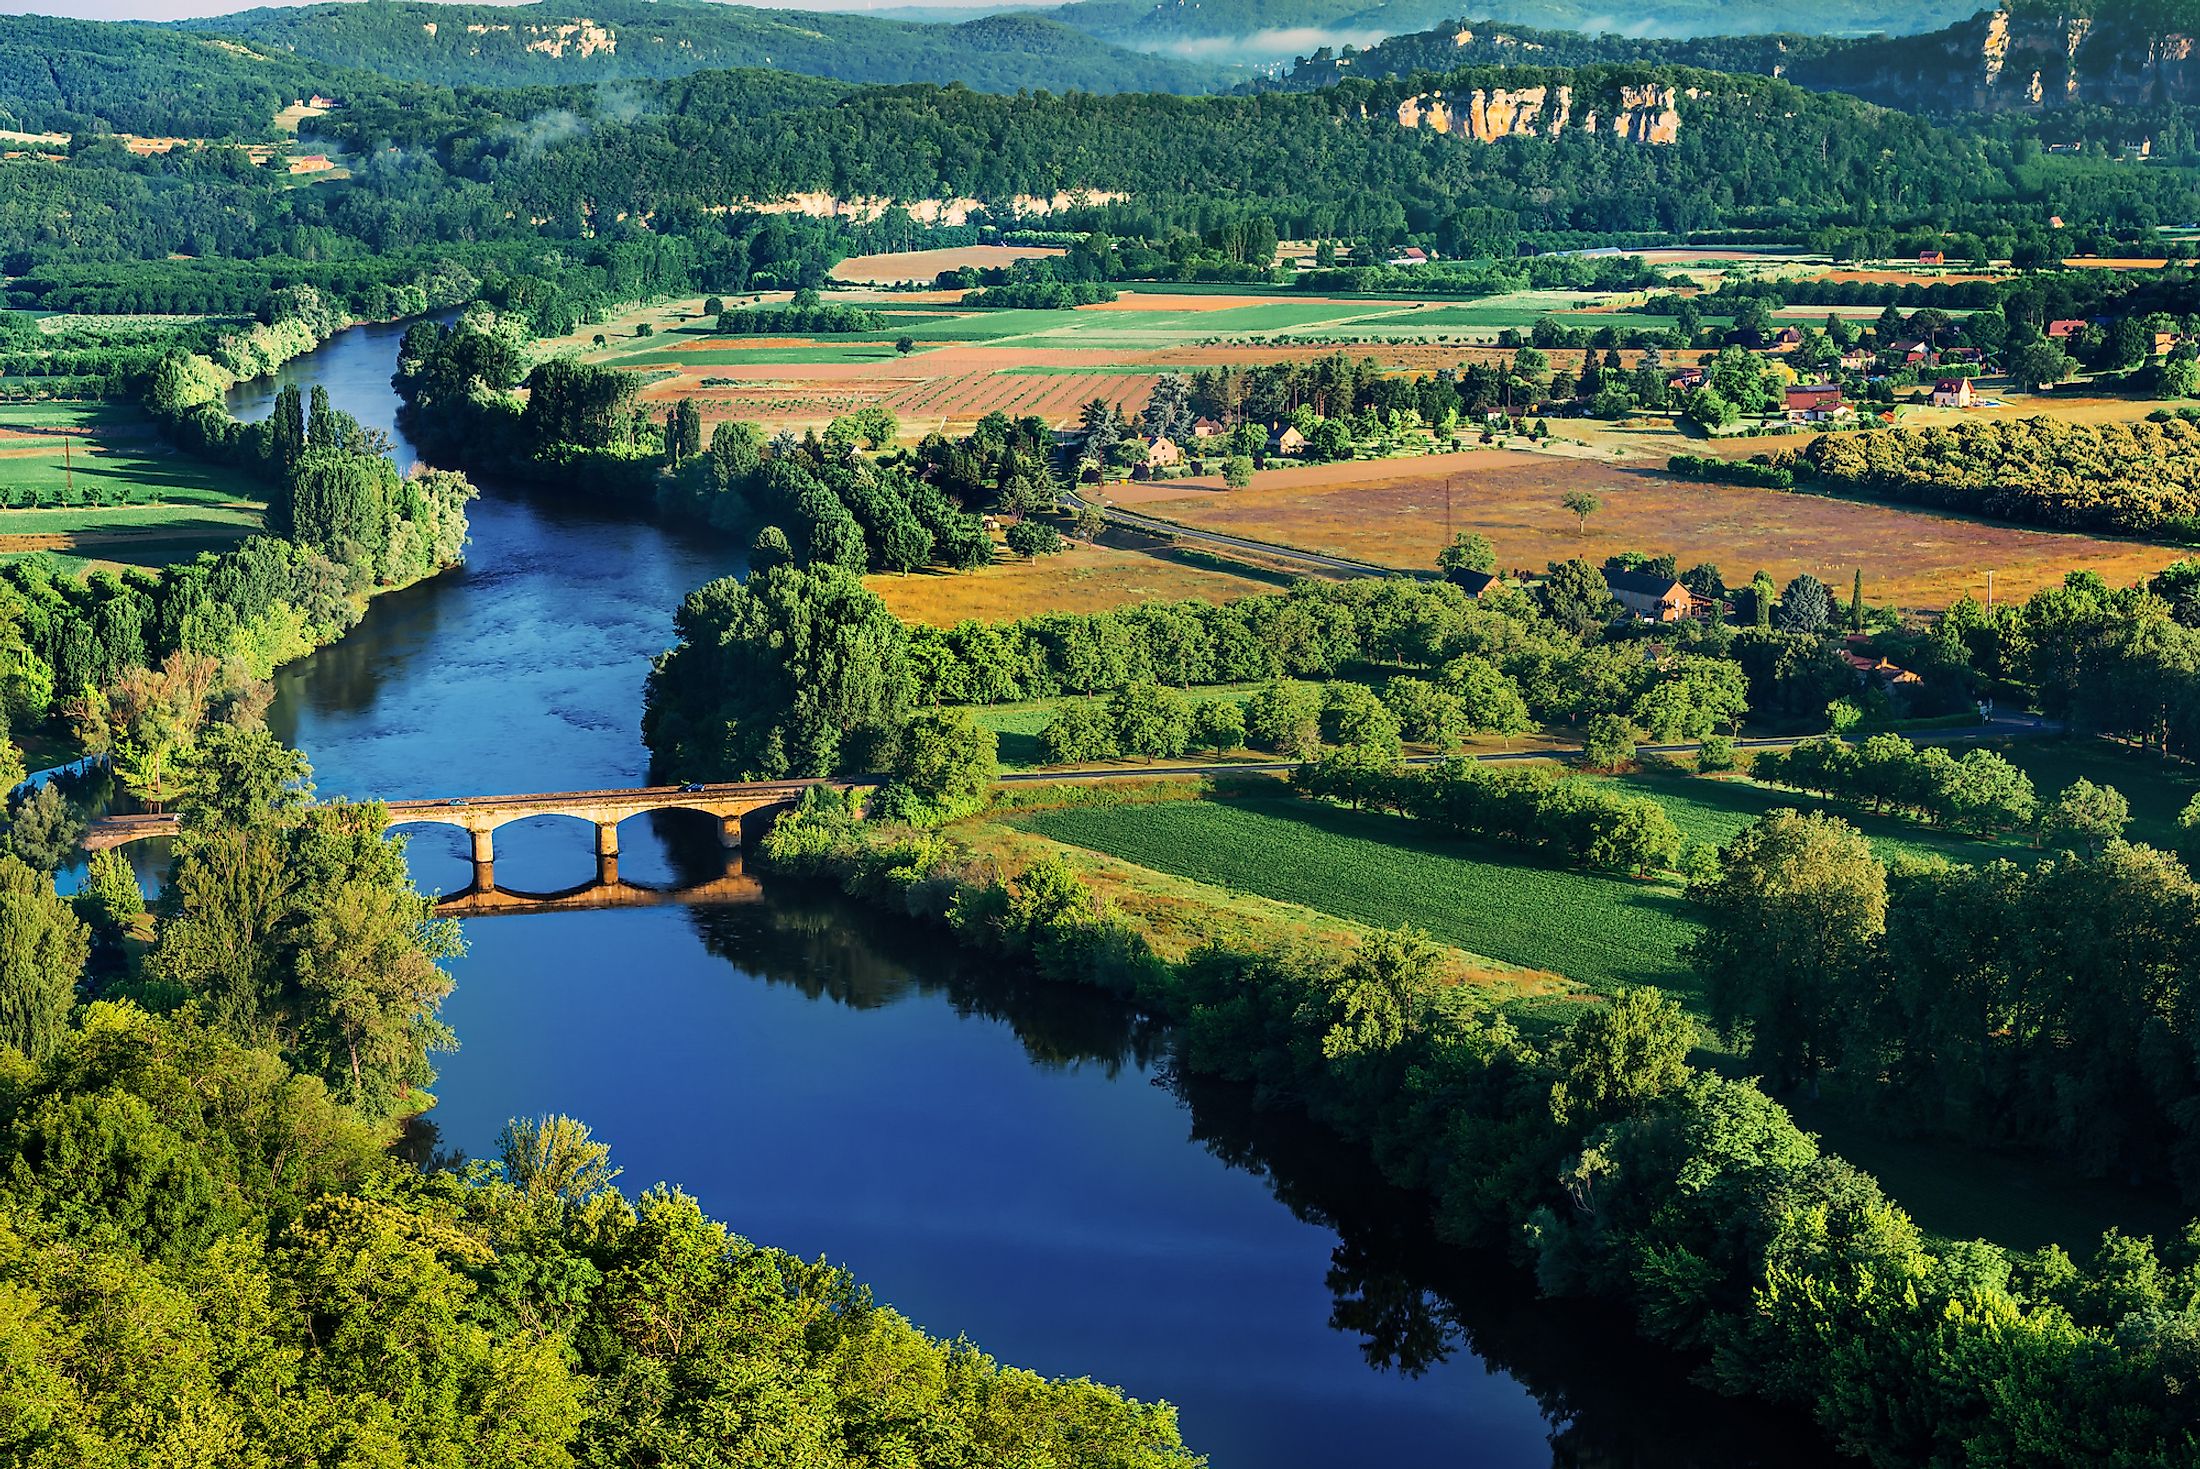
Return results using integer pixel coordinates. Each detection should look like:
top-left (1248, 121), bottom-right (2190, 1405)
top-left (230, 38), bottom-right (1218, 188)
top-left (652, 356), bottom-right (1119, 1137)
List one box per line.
top-left (661, 888), bottom-right (1832, 1469)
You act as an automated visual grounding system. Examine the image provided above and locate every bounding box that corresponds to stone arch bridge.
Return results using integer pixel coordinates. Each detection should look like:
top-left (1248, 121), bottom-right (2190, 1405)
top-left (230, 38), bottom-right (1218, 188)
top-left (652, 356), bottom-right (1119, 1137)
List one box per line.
top-left (84, 779), bottom-right (849, 885)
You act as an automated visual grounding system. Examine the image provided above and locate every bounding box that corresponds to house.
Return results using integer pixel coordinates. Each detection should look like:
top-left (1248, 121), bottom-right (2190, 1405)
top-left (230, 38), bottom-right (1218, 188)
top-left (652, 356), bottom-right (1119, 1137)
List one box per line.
top-left (1886, 339), bottom-right (1934, 365)
top-left (1843, 650), bottom-right (1924, 686)
top-left (1785, 383), bottom-right (1851, 422)
top-left (1447, 568), bottom-right (1506, 599)
top-left (2156, 331), bottom-right (2184, 357)
top-left (307, 94), bottom-right (340, 110)
top-left (1931, 377), bottom-right (1976, 408)
top-left (2047, 319), bottom-right (2090, 340)
top-left (1144, 435), bottom-right (1182, 468)
top-left (287, 154), bottom-right (334, 175)
top-left (1939, 346), bottom-right (1983, 366)
top-left (1668, 367), bottom-right (1707, 391)
top-left (1767, 326), bottom-right (1804, 350)
top-left (1272, 426), bottom-right (1307, 456)
top-left (1387, 246), bottom-right (1430, 266)
top-left (1604, 567), bottom-right (1699, 623)
top-left (1919, 249), bottom-right (1946, 266)
top-left (1840, 348), bottom-right (1874, 372)
top-left (1190, 418), bottom-right (1224, 440)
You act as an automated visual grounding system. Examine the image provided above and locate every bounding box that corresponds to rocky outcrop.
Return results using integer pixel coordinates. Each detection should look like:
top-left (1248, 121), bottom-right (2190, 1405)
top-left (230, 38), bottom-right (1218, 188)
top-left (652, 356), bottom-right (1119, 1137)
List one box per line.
top-left (1802, 4), bottom-right (2200, 113)
top-left (739, 191), bottom-right (1131, 225)
top-left (1395, 82), bottom-right (1680, 144)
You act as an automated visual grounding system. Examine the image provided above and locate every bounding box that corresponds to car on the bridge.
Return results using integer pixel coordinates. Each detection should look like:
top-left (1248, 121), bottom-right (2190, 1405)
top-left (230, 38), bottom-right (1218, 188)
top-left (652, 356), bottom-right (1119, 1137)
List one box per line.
top-left (679, 782), bottom-right (706, 793)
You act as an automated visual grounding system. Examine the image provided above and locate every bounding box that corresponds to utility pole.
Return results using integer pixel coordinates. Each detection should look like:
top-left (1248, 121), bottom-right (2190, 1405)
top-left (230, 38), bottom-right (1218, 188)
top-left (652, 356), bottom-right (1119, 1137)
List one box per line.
top-left (62, 434), bottom-right (72, 499)
top-left (1986, 569), bottom-right (1995, 609)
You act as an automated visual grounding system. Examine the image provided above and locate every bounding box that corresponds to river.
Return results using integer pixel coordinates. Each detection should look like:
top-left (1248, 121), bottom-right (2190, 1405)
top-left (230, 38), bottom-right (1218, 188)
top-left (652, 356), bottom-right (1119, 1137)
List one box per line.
top-left (210, 320), bottom-right (1823, 1468)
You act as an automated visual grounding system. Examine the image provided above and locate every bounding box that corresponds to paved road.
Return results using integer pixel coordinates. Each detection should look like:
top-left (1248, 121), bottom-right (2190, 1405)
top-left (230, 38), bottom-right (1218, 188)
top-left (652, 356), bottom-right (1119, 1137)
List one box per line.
top-left (1061, 487), bottom-right (1397, 580)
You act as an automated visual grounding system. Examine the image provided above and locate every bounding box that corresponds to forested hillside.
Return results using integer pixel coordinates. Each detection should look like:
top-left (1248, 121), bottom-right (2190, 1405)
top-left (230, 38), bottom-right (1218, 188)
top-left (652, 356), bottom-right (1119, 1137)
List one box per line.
top-left (0, 16), bottom-right (329, 138)
top-left (185, 0), bottom-right (1227, 95)
top-left (318, 63), bottom-right (2199, 245)
top-left (1046, 0), bottom-right (1974, 57)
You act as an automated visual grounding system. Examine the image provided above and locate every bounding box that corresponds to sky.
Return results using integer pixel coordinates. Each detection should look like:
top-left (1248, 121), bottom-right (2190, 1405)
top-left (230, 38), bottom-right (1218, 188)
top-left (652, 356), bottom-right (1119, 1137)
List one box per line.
top-left (6, 0), bottom-right (1030, 17)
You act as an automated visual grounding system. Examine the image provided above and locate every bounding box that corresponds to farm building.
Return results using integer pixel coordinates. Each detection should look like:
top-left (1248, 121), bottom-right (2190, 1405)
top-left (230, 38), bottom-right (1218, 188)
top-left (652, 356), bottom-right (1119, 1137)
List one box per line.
top-left (2047, 319), bottom-right (2090, 340)
top-left (1191, 418), bottom-right (1224, 439)
top-left (1604, 568), bottom-right (1699, 623)
top-left (1445, 568), bottom-right (1507, 599)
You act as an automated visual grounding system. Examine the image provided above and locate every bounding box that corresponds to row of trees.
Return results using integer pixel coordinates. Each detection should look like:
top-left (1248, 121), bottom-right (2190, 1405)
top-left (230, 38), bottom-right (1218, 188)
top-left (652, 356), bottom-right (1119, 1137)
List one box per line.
top-left (1751, 735), bottom-right (2040, 835)
top-left (1295, 753), bottom-right (1684, 875)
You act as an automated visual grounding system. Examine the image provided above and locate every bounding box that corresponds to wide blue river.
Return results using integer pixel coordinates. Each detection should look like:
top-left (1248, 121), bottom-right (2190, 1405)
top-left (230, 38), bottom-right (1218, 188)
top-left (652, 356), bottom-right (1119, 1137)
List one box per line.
top-left (207, 320), bottom-right (1823, 1467)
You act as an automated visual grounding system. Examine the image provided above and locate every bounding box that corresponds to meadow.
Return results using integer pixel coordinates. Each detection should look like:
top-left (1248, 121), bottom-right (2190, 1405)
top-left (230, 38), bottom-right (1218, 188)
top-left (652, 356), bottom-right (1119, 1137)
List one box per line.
top-left (0, 402), bottom-right (264, 568)
top-left (1134, 449), bottom-right (2185, 611)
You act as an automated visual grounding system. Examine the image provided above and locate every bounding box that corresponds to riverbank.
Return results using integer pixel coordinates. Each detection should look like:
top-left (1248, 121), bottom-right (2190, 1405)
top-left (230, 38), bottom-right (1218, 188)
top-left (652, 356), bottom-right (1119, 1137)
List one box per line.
top-left (760, 787), bottom-right (2199, 1468)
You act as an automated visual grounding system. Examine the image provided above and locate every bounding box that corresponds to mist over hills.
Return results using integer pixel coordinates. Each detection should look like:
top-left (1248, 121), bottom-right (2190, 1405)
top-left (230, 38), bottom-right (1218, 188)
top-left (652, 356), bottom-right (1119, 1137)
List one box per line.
top-left (178, 0), bottom-right (1231, 93)
top-left (1040, 0), bottom-right (1981, 62)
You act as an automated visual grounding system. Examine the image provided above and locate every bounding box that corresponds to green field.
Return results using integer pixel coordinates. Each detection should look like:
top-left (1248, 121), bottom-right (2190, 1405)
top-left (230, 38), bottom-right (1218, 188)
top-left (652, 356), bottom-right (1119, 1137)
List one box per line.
top-left (0, 403), bottom-right (264, 567)
top-left (1018, 792), bottom-right (1700, 1006)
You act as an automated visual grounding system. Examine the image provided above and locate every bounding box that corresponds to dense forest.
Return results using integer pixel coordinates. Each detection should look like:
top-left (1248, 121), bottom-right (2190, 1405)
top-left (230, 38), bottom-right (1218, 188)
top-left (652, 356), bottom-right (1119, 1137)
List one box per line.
top-left (184, 0), bottom-right (1228, 96)
top-left (319, 62), bottom-right (2200, 247)
top-left (1047, 0), bottom-right (1972, 54)
top-left (0, 16), bottom-right (330, 137)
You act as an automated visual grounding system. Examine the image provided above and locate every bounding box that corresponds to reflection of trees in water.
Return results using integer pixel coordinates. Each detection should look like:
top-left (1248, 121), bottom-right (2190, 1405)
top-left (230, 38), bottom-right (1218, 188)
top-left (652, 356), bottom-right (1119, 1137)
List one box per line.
top-left (690, 883), bottom-right (1843, 1469)
top-left (1177, 1068), bottom-right (1838, 1469)
top-left (683, 889), bottom-right (1168, 1079)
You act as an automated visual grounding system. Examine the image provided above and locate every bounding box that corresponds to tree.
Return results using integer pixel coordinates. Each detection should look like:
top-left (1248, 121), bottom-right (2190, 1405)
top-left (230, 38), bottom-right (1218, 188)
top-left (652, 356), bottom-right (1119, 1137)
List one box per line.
top-left (1006, 519), bottom-right (1063, 561)
top-left (1849, 570), bottom-right (1866, 632)
top-left (1321, 681), bottom-right (1402, 757)
top-left (1776, 574), bottom-right (1834, 635)
top-left (0, 854), bottom-right (89, 1061)
top-left (1579, 713), bottom-right (1636, 771)
top-left (499, 1114), bottom-right (622, 1206)
top-left (1190, 699), bottom-right (1246, 757)
top-left (1548, 987), bottom-right (1694, 1127)
top-left (875, 706), bottom-right (997, 823)
top-left (1040, 701), bottom-right (1116, 764)
top-left (1246, 679), bottom-right (1322, 757)
top-left (172, 724), bottom-right (314, 831)
top-left (895, 336), bottom-right (916, 356)
top-left (642, 564), bottom-right (914, 780)
top-left (1436, 532), bottom-right (1496, 577)
top-left (2011, 340), bottom-right (2076, 392)
top-left (1539, 558), bottom-right (1619, 635)
top-left (1687, 809), bottom-right (1886, 1091)
top-left (1222, 455), bottom-right (1253, 489)
top-left (2040, 778), bottom-right (2130, 856)
top-left (1633, 657), bottom-right (1749, 742)
top-left (1444, 656), bottom-right (1533, 744)
top-left (1561, 490), bottom-right (1601, 532)
top-left (1107, 681), bottom-right (1191, 762)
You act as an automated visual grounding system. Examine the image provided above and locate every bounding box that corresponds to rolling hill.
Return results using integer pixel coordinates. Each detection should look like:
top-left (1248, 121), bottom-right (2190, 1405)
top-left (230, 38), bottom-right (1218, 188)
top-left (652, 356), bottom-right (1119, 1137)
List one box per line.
top-left (181, 0), bottom-right (1232, 94)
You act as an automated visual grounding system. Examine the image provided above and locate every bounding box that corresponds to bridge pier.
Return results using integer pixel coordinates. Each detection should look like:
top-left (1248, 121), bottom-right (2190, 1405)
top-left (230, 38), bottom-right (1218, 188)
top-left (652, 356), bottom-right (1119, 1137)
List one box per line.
top-left (472, 859), bottom-right (495, 893)
top-left (595, 821), bottom-right (620, 859)
top-left (720, 814), bottom-right (743, 850)
top-left (470, 827), bottom-right (494, 865)
top-left (597, 851), bottom-right (619, 886)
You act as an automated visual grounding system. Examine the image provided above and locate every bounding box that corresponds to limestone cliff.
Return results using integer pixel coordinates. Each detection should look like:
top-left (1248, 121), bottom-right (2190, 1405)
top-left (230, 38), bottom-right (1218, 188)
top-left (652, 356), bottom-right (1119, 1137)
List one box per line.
top-left (1802, 3), bottom-right (2200, 112)
top-left (1394, 81), bottom-right (1682, 144)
